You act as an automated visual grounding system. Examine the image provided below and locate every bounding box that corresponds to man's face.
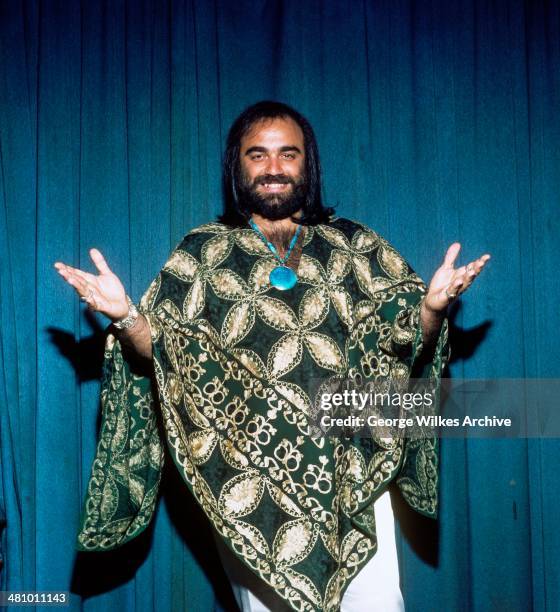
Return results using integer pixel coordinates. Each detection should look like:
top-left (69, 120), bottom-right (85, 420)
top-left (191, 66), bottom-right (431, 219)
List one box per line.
top-left (237, 116), bottom-right (307, 220)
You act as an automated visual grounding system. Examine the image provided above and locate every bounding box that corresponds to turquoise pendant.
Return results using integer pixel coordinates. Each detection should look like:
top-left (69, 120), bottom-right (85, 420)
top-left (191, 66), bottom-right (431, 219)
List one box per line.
top-left (269, 266), bottom-right (297, 290)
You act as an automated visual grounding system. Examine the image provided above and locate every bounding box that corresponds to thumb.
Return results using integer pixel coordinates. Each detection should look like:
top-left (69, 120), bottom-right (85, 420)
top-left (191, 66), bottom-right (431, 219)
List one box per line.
top-left (89, 248), bottom-right (112, 275)
top-left (443, 242), bottom-right (461, 269)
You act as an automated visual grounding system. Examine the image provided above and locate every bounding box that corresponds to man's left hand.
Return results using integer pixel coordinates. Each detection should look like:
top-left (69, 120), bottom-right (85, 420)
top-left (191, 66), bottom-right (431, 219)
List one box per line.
top-left (424, 243), bottom-right (491, 314)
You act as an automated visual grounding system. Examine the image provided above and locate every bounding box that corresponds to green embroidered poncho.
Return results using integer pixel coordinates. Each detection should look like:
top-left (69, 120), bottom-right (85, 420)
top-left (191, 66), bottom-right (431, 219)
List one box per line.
top-left (76, 217), bottom-right (448, 611)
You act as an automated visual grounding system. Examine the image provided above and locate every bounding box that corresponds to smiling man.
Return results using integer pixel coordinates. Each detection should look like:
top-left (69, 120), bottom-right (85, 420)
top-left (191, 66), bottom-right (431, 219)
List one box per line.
top-left (55, 101), bottom-right (489, 611)
top-left (238, 116), bottom-right (306, 218)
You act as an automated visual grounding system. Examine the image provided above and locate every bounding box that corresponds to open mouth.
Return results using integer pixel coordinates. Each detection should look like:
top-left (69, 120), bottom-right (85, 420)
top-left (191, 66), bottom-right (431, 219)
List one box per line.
top-left (260, 183), bottom-right (290, 192)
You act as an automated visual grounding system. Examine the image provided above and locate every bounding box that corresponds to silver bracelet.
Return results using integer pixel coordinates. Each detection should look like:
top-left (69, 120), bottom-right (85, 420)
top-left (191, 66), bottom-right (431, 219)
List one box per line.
top-left (113, 295), bottom-right (139, 330)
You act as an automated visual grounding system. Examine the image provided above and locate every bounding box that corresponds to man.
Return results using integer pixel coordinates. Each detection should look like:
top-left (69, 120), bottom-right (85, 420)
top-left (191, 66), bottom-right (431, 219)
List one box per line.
top-left (55, 101), bottom-right (489, 611)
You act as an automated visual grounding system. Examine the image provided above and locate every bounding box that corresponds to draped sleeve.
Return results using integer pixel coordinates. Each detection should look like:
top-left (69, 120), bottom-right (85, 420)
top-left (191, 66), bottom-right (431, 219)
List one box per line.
top-left (347, 233), bottom-right (450, 519)
top-left (74, 232), bottom-right (199, 552)
top-left (389, 292), bottom-right (449, 518)
top-left (75, 332), bottom-right (165, 551)
top-left (75, 225), bottom-right (232, 551)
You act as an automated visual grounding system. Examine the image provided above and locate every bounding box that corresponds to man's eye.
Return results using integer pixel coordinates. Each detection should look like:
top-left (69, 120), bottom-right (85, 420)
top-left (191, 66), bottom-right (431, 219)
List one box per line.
top-left (281, 153), bottom-right (296, 160)
top-left (250, 154), bottom-right (264, 161)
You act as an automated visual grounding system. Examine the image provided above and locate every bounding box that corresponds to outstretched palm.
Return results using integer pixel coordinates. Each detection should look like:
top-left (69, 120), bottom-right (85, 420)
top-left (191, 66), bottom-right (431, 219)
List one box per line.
top-left (424, 242), bottom-right (491, 313)
top-left (54, 249), bottom-right (128, 321)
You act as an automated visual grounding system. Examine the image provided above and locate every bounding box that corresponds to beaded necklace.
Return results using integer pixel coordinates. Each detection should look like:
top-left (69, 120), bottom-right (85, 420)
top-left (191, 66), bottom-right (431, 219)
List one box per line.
top-left (249, 218), bottom-right (302, 290)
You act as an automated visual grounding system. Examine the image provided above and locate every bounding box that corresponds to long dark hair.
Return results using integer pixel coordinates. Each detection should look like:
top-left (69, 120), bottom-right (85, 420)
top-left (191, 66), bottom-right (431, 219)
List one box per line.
top-left (218, 100), bottom-right (335, 227)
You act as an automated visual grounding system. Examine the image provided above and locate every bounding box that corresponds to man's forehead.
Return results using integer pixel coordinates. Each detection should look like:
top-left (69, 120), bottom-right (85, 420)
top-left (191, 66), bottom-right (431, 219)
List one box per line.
top-left (241, 116), bottom-right (304, 148)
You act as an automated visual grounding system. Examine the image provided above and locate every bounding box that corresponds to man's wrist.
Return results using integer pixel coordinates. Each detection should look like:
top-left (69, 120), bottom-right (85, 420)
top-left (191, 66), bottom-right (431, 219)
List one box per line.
top-left (113, 296), bottom-right (139, 330)
top-left (421, 297), bottom-right (446, 319)
top-left (420, 299), bottom-right (445, 346)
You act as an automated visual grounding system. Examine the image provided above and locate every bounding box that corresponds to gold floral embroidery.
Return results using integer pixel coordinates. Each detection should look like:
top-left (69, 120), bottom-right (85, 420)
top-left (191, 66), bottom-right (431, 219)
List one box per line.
top-left (221, 301), bottom-right (255, 347)
top-left (377, 243), bottom-right (408, 280)
top-left (256, 296), bottom-right (299, 331)
top-left (188, 429), bottom-right (218, 463)
top-left (163, 250), bottom-right (199, 282)
top-left (273, 519), bottom-right (315, 565)
top-left (299, 287), bottom-right (330, 329)
top-left (209, 269), bottom-right (249, 300)
top-left (220, 473), bottom-right (265, 517)
top-left (304, 332), bottom-right (346, 373)
top-left (268, 333), bottom-right (303, 379)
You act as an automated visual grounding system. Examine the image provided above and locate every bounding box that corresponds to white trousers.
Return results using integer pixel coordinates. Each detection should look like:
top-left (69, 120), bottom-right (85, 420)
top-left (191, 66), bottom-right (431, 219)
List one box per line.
top-left (214, 489), bottom-right (405, 612)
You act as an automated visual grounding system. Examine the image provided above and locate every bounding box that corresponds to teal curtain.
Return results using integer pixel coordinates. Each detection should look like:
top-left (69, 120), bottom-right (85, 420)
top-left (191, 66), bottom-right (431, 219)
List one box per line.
top-left (1, 0), bottom-right (558, 610)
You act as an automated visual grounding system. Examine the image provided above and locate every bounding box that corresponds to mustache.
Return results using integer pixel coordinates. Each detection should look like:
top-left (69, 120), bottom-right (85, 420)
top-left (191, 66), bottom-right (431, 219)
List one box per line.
top-left (253, 174), bottom-right (295, 186)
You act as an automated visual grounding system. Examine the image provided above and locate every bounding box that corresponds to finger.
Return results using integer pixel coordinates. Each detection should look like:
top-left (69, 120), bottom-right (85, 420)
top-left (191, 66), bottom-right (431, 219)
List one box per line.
top-left (448, 266), bottom-right (467, 287)
top-left (455, 267), bottom-right (479, 294)
top-left (67, 275), bottom-right (90, 298)
top-left (465, 262), bottom-right (478, 278)
top-left (56, 263), bottom-right (97, 284)
top-left (67, 272), bottom-right (89, 294)
top-left (447, 275), bottom-right (465, 297)
top-left (56, 266), bottom-right (92, 296)
top-left (476, 254), bottom-right (491, 269)
top-left (444, 281), bottom-right (461, 300)
top-left (467, 254), bottom-right (491, 276)
top-left (71, 267), bottom-right (97, 284)
top-left (90, 248), bottom-right (112, 275)
top-left (54, 262), bottom-right (76, 274)
top-left (443, 243), bottom-right (461, 269)
top-left (55, 265), bottom-right (77, 285)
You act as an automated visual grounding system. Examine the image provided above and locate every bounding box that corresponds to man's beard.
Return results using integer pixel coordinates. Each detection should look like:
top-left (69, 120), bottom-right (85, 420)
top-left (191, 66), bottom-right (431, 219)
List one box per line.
top-left (237, 171), bottom-right (307, 221)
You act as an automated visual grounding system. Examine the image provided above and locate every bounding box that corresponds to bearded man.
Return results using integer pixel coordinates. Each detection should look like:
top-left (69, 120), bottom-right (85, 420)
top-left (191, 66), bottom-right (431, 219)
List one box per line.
top-left (55, 101), bottom-right (489, 612)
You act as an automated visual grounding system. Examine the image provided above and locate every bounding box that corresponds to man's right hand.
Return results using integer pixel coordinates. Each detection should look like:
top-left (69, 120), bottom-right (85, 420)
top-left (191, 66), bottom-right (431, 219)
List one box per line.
top-left (54, 248), bottom-right (129, 321)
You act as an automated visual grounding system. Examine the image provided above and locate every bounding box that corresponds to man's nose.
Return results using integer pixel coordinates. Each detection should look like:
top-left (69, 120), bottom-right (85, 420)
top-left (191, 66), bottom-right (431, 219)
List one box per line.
top-left (265, 155), bottom-right (282, 175)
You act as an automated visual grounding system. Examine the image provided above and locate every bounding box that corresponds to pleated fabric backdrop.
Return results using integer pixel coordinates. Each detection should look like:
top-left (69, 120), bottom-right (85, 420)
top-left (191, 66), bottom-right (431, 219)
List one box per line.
top-left (1, 0), bottom-right (559, 610)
